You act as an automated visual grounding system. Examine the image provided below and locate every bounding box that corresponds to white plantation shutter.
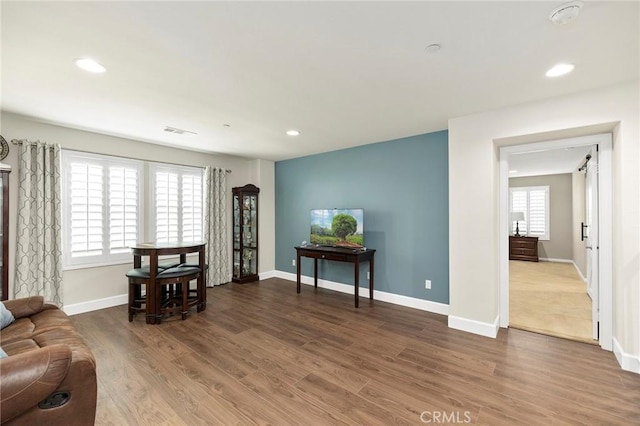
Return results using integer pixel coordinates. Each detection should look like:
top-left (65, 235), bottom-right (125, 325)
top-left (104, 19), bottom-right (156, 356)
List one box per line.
top-left (182, 174), bottom-right (203, 242)
top-left (510, 186), bottom-right (549, 240)
top-left (62, 151), bottom-right (143, 268)
top-left (150, 164), bottom-right (203, 243)
top-left (109, 166), bottom-right (140, 253)
top-left (155, 171), bottom-right (179, 243)
top-left (69, 162), bottom-right (103, 257)
top-left (528, 189), bottom-right (547, 237)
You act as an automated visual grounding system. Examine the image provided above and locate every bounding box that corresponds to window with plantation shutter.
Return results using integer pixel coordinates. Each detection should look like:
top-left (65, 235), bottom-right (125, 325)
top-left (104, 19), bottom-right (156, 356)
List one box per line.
top-left (62, 151), bottom-right (143, 268)
top-left (150, 164), bottom-right (203, 243)
top-left (510, 186), bottom-right (549, 240)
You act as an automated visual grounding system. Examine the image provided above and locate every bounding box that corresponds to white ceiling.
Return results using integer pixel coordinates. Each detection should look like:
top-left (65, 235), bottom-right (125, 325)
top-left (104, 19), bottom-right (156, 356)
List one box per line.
top-left (1, 1), bottom-right (638, 161)
top-left (508, 144), bottom-right (592, 178)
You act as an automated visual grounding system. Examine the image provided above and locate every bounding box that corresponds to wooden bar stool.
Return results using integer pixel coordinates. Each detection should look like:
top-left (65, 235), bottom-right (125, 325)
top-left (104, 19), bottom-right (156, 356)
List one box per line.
top-left (156, 266), bottom-right (201, 321)
top-left (178, 263), bottom-right (209, 302)
top-left (126, 266), bottom-right (201, 323)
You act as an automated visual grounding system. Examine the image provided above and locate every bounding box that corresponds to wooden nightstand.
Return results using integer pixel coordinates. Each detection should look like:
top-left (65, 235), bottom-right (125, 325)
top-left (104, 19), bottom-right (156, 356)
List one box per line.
top-left (509, 236), bottom-right (539, 262)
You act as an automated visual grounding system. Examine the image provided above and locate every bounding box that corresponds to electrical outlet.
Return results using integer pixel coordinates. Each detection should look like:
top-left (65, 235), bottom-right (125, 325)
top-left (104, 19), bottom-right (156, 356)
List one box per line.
top-left (292, 259), bottom-right (296, 267)
top-left (425, 279), bottom-right (431, 289)
top-left (367, 272), bottom-right (370, 280)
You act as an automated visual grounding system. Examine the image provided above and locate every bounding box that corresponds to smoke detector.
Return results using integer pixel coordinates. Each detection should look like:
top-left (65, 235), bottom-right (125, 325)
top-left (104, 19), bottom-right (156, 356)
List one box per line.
top-left (549, 1), bottom-right (583, 25)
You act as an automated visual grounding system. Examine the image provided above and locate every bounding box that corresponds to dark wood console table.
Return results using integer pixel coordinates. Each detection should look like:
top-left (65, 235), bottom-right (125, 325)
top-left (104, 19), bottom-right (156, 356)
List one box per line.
top-left (295, 246), bottom-right (376, 308)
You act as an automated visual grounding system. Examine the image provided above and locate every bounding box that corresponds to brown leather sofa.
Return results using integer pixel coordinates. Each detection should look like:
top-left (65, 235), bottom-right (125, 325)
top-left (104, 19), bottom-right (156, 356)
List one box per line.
top-left (0, 296), bottom-right (97, 425)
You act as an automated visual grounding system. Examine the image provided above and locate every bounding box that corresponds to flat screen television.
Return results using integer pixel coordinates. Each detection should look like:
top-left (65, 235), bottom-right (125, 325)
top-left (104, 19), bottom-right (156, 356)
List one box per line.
top-left (310, 208), bottom-right (364, 249)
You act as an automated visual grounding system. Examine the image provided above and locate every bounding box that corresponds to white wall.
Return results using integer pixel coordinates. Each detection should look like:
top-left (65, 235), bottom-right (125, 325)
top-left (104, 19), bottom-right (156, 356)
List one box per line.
top-left (255, 159), bottom-right (275, 276)
top-left (448, 81), bottom-right (639, 366)
top-left (0, 112), bottom-right (276, 308)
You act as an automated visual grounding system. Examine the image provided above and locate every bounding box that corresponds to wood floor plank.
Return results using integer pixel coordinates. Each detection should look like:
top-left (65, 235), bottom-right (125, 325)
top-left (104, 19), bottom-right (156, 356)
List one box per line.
top-left (94, 379), bottom-right (132, 426)
top-left (126, 346), bottom-right (240, 425)
top-left (68, 277), bottom-right (640, 425)
top-left (237, 327), bottom-right (370, 393)
top-left (165, 322), bottom-right (260, 380)
top-left (171, 351), bottom-right (289, 425)
top-left (358, 377), bottom-right (482, 424)
top-left (295, 373), bottom-right (414, 425)
top-left (240, 370), bottom-right (353, 425)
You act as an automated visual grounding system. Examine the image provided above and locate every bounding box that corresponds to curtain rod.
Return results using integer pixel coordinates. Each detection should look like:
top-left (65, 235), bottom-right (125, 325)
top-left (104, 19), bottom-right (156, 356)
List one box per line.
top-left (11, 139), bottom-right (231, 173)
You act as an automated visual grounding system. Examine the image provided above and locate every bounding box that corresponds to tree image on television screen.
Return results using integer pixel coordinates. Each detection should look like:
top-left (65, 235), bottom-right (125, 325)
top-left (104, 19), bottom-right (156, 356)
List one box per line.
top-left (332, 213), bottom-right (357, 242)
top-left (310, 209), bottom-right (363, 247)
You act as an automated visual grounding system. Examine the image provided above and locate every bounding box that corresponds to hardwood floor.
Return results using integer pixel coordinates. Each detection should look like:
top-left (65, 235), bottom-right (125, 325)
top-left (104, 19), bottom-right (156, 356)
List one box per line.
top-left (71, 278), bottom-right (640, 425)
top-left (510, 260), bottom-right (593, 343)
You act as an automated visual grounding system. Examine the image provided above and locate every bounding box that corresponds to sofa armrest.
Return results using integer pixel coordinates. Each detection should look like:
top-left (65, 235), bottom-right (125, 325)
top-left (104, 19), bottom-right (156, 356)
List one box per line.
top-left (0, 344), bottom-right (71, 424)
top-left (3, 296), bottom-right (45, 319)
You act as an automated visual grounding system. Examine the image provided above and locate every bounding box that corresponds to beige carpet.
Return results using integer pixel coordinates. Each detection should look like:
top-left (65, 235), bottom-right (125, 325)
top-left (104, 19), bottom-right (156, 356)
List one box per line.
top-left (509, 260), bottom-right (595, 344)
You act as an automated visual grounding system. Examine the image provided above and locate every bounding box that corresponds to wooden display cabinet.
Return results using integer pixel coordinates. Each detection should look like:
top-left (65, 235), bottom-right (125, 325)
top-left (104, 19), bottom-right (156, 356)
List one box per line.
top-left (232, 184), bottom-right (259, 283)
top-left (0, 166), bottom-right (10, 300)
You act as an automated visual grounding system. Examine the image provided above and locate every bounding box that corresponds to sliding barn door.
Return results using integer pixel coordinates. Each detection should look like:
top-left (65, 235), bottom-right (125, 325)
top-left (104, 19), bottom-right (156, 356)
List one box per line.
top-left (584, 146), bottom-right (599, 341)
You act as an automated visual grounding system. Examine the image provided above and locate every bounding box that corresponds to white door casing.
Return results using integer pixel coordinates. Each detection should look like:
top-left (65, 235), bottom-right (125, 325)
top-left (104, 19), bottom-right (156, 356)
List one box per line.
top-left (499, 133), bottom-right (612, 351)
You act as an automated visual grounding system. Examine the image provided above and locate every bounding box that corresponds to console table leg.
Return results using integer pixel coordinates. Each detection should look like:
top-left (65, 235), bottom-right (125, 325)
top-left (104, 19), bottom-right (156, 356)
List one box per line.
top-left (354, 260), bottom-right (359, 308)
top-left (296, 253), bottom-right (301, 293)
top-left (369, 257), bottom-right (374, 300)
top-left (314, 259), bottom-right (318, 288)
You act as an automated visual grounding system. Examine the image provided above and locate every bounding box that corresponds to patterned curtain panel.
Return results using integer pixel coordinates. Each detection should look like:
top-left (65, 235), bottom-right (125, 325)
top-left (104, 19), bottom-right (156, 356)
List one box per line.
top-left (14, 140), bottom-right (63, 305)
top-left (204, 167), bottom-right (230, 286)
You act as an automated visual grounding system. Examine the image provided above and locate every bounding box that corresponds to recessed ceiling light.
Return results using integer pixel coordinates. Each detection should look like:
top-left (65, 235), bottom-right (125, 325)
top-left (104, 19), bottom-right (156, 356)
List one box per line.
top-left (424, 44), bottom-right (441, 54)
top-left (549, 1), bottom-right (583, 25)
top-left (509, 170), bottom-right (518, 174)
top-left (286, 130), bottom-right (300, 136)
top-left (74, 58), bottom-right (106, 73)
top-left (546, 63), bottom-right (574, 77)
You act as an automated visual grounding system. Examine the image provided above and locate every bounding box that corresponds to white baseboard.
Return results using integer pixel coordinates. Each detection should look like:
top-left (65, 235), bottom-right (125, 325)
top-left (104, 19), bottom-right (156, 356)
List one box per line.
top-left (273, 271), bottom-right (449, 316)
top-left (613, 337), bottom-right (640, 374)
top-left (538, 257), bottom-right (587, 282)
top-left (571, 261), bottom-right (588, 283)
top-left (63, 294), bottom-right (127, 316)
top-left (258, 270), bottom-right (278, 280)
top-left (448, 315), bottom-right (499, 339)
top-left (539, 257), bottom-right (573, 263)
top-left (541, 258), bottom-right (589, 286)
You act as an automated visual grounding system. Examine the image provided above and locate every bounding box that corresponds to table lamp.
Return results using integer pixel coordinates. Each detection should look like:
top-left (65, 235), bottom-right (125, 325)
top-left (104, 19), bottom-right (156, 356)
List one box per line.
top-left (511, 212), bottom-right (525, 237)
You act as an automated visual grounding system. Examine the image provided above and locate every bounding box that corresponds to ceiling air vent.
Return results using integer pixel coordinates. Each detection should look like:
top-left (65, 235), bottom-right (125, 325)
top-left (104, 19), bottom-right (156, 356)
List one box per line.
top-left (163, 126), bottom-right (197, 136)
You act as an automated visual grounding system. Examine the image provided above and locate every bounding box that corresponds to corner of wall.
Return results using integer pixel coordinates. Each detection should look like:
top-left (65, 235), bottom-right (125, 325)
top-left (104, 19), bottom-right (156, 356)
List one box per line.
top-left (613, 337), bottom-right (640, 374)
top-left (448, 315), bottom-right (499, 339)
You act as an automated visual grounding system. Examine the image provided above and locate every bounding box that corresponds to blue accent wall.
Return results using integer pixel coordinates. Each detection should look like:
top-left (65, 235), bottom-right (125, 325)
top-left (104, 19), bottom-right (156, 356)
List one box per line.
top-left (275, 130), bottom-right (449, 304)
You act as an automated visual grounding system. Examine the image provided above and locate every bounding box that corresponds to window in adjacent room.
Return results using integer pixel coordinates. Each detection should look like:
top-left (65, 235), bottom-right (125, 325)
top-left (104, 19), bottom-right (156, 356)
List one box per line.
top-left (149, 163), bottom-right (203, 244)
top-left (61, 150), bottom-right (143, 268)
top-left (510, 186), bottom-right (550, 240)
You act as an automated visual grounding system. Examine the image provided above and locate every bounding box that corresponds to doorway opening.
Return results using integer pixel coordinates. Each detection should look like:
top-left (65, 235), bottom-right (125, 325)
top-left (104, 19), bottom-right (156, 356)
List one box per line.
top-left (499, 133), bottom-right (612, 350)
